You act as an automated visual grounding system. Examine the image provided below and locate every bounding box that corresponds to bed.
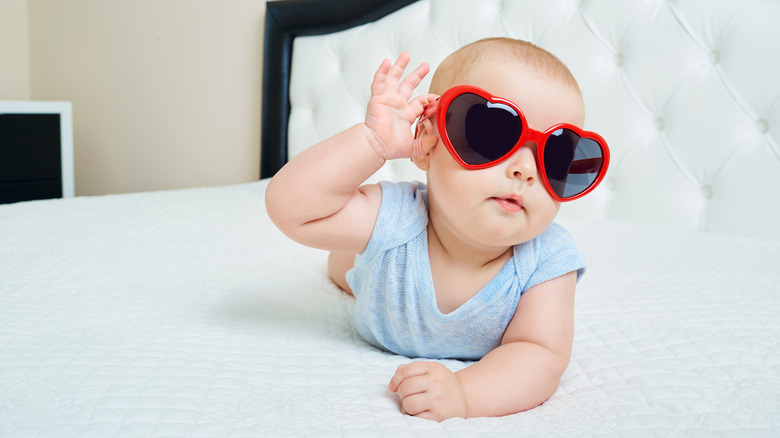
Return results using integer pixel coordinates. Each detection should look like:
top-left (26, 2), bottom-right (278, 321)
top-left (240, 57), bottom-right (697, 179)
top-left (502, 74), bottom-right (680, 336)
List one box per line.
top-left (2, 0), bottom-right (779, 436)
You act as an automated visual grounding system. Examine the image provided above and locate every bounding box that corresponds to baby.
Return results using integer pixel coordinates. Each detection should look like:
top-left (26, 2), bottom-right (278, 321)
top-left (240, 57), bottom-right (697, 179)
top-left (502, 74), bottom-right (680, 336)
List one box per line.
top-left (266, 37), bottom-right (609, 421)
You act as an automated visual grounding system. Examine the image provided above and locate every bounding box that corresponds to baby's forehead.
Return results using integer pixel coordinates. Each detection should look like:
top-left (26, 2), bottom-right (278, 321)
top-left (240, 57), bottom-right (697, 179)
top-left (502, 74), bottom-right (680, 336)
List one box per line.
top-left (440, 64), bottom-right (586, 127)
top-left (449, 61), bottom-right (579, 97)
top-left (435, 57), bottom-right (576, 92)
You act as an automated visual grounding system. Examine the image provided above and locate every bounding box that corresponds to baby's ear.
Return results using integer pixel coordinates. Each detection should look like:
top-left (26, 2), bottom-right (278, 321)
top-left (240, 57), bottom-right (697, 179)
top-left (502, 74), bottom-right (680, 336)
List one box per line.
top-left (411, 118), bottom-right (437, 170)
top-left (412, 152), bottom-right (431, 170)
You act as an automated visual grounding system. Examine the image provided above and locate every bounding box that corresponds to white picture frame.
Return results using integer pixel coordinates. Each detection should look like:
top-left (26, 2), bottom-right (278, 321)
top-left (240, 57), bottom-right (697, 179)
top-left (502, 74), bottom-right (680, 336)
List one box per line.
top-left (0, 101), bottom-right (74, 198)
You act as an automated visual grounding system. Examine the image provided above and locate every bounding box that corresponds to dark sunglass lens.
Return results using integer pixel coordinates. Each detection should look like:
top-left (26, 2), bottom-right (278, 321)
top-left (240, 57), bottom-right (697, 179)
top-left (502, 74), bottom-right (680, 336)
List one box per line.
top-left (543, 129), bottom-right (604, 199)
top-left (446, 93), bottom-right (521, 165)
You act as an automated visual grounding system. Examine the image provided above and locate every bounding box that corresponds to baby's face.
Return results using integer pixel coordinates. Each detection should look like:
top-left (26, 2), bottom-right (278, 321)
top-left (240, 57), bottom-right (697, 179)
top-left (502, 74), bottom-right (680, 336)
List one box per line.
top-left (424, 60), bottom-right (586, 248)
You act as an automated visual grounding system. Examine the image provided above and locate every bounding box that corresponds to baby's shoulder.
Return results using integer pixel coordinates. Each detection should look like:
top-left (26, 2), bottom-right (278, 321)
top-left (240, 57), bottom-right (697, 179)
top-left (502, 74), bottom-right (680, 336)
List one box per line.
top-left (377, 180), bottom-right (429, 217)
top-left (361, 181), bottom-right (428, 255)
top-left (378, 180), bottom-right (427, 202)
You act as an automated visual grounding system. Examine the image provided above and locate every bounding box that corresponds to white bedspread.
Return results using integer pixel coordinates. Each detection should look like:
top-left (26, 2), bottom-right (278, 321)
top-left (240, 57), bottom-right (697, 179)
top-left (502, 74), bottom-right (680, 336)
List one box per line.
top-left (1, 180), bottom-right (778, 437)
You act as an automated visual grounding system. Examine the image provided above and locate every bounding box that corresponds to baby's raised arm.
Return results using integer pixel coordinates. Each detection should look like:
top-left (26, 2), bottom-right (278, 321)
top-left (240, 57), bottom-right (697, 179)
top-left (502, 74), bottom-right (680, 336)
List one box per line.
top-left (265, 52), bottom-right (438, 254)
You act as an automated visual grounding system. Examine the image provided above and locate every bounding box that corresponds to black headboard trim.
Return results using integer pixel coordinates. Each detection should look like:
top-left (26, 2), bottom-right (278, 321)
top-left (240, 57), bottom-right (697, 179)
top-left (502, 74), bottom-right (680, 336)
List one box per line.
top-left (261, 0), bottom-right (419, 178)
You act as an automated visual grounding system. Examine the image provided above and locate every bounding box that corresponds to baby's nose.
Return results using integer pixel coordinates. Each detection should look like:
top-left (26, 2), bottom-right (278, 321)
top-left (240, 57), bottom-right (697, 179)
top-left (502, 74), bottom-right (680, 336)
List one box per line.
top-left (506, 142), bottom-right (538, 182)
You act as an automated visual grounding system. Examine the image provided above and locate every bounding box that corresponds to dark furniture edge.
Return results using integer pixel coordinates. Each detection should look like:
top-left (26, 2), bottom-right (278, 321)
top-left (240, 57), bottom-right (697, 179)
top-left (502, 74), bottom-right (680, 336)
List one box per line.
top-left (260, 0), bottom-right (419, 178)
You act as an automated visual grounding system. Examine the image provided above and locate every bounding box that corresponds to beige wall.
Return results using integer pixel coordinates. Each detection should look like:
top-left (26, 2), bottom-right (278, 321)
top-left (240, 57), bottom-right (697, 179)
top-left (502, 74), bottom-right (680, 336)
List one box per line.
top-left (0, 0), bottom-right (31, 100)
top-left (10, 0), bottom-right (273, 196)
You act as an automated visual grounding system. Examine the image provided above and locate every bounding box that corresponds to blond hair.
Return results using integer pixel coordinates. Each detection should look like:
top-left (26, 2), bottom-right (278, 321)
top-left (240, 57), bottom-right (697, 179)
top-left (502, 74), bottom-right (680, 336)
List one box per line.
top-left (429, 37), bottom-right (581, 95)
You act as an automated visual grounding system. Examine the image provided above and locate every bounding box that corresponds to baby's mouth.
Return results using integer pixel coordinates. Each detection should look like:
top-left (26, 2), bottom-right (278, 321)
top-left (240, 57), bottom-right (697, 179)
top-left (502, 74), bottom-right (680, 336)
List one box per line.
top-left (492, 195), bottom-right (524, 212)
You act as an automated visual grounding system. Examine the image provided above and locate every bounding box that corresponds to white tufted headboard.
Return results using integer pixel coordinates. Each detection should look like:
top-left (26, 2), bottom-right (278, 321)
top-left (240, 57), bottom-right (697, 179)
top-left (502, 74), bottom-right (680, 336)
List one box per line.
top-left (262, 0), bottom-right (780, 240)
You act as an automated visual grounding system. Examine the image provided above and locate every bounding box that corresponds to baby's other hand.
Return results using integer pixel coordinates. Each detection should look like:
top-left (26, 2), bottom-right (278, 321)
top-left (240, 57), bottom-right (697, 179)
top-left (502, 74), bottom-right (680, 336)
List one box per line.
top-left (388, 361), bottom-right (467, 421)
top-left (365, 52), bottom-right (439, 161)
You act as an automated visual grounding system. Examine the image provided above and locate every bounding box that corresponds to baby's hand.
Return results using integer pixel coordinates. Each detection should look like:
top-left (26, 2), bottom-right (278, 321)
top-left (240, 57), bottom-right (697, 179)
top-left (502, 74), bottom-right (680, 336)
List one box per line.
top-left (365, 52), bottom-right (439, 160)
top-left (388, 361), bottom-right (467, 421)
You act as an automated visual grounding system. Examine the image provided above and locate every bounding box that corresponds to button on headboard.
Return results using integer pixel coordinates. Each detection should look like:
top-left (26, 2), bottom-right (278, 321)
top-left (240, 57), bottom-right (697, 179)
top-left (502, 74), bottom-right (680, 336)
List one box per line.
top-left (263, 0), bottom-right (780, 240)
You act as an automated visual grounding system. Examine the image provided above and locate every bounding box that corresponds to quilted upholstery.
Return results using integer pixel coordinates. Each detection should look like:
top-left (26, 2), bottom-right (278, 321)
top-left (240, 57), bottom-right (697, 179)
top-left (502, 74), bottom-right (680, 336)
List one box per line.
top-left (2, 2), bottom-right (777, 436)
top-left (287, 0), bottom-right (780, 240)
top-left (0, 181), bottom-right (778, 436)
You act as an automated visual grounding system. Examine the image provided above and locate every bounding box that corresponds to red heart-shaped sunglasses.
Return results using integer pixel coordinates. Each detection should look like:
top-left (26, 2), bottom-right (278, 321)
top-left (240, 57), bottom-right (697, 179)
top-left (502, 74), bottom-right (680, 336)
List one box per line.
top-left (421, 85), bottom-right (610, 202)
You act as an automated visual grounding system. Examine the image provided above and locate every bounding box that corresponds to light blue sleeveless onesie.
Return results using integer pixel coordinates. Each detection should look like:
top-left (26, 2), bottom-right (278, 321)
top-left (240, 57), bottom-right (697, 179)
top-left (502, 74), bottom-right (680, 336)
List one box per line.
top-left (346, 181), bottom-right (586, 360)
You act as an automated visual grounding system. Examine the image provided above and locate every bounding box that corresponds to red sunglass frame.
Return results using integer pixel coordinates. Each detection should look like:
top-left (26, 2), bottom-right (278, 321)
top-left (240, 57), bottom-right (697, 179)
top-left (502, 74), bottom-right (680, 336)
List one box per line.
top-left (433, 85), bottom-right (610, 202)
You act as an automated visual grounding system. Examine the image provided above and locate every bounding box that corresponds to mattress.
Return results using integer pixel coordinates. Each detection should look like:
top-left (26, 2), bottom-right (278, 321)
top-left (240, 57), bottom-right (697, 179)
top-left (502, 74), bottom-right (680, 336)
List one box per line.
top-left (1, 180), bottom-right (778, 437)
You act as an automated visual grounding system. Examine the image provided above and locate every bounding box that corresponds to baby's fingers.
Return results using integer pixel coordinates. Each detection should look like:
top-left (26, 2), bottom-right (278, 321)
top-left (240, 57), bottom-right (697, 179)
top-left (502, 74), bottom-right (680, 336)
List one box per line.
top-left (411, 94), bottom-right (440, 119)
top-left (370, 58), bottom-right (392, 96)
top-left (401, 393), bottom-right (433, 417)
top-left (395, 374), bottom-right (431, 400)
top-left (386, 51), bottom-right (412, 84)
top-left (398, 61), bottom-right (430, 99)
top-left (371, 52), bottom-right (430, 100)
top-left (371, 52), bottom-right (410, 96)
top-left (389, 362), bottom-right (428, 392)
